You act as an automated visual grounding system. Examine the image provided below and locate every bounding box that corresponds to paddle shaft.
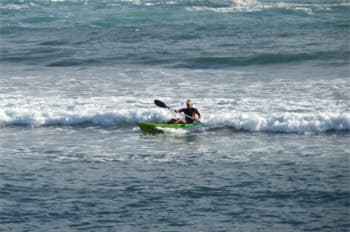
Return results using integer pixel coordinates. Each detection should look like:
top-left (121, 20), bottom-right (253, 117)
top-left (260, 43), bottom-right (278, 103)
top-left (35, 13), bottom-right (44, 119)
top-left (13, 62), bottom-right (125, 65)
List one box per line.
top-left (154, 99), bottom-right (198, 121)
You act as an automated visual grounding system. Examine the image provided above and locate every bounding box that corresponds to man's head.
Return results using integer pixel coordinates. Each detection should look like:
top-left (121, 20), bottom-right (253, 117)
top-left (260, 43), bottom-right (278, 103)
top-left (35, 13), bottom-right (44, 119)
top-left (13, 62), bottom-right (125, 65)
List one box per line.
top-left (186, 99), bottom-right (192, 107)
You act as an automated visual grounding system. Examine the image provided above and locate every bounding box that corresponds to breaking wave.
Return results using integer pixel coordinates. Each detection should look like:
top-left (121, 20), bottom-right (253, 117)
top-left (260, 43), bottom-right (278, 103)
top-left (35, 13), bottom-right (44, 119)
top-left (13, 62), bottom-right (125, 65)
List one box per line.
top-left (1, 108), bottom-right (349, 134)
top-left (205, 112), bottom-right (350, 133)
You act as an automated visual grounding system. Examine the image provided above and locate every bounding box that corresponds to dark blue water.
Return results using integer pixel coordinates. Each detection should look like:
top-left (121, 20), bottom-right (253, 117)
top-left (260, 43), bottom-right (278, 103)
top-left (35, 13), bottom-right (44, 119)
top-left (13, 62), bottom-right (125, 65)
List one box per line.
top-left (1, 127), bottom-right (349, 231)
top-left (1, 0), bottom-right (349, 231)
top-left (1, 0), bottom-right (349, 68)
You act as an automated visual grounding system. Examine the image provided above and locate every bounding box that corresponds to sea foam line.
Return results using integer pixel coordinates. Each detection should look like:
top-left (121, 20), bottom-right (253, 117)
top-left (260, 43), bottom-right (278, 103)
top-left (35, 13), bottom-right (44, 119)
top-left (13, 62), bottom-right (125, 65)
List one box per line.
top-left (186, 1), bottom-right (350, 14)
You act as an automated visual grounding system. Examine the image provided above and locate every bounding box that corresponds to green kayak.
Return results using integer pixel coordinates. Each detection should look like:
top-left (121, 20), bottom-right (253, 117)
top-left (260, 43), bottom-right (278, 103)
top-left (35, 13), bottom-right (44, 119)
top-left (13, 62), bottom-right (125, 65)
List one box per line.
top-left (137, 122), bottom-right (201, 133)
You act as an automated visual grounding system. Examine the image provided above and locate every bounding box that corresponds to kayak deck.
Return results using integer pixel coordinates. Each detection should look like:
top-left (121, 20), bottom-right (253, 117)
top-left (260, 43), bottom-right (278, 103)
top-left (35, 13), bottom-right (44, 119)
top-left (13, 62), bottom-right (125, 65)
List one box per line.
top-left (137, 122), bottom-right (201, 133)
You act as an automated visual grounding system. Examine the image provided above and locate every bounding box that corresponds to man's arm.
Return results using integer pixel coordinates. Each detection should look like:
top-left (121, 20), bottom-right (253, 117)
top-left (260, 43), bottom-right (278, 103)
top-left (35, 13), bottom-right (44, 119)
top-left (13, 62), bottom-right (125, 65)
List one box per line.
top-left (195, 109), bottom-right (201, 121)
top-left (175, 108), bottom-right (184, 113)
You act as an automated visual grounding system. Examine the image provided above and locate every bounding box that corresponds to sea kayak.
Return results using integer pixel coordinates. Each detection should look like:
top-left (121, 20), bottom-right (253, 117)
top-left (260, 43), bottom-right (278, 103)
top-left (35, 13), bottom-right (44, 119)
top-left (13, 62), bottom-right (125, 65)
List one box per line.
top-left (137, 122), bottom-right (201, 133)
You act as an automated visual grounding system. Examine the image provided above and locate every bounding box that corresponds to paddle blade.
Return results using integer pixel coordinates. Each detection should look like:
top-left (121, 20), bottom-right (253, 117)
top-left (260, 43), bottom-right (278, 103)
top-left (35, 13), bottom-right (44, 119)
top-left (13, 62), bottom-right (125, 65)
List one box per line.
top-left (154, 99), bottom-right (168, 108)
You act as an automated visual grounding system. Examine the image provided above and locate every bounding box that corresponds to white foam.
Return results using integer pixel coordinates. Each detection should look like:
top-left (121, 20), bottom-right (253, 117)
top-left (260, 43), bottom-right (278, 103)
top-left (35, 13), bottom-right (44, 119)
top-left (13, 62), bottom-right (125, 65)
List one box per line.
top-left (0, 73), bottom-right (349, 134)
top-left (1, 100), bottom-right (349, 133)
top-left (157, 127), bottom-right (188, 135)
top-left (205, 112), bottom-right (350, 133)
top-left (0, 3), bottom-right (30, 10)
top-left (0, 109), bottom-right (162, 127)
top-left (0, 96), bottom-right (165, 127)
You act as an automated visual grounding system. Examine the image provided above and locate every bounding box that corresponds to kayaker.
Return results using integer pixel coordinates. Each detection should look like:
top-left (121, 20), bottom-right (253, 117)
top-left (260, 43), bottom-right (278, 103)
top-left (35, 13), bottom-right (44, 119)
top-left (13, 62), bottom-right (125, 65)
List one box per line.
top-left (168, 99), bottom-right (201, 124)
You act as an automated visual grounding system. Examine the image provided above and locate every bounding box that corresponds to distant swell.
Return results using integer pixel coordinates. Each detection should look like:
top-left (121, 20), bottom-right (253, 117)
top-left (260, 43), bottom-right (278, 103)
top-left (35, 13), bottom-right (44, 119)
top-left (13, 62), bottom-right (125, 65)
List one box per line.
top-left (1, 110), bottom-right (349, 134)
top-left (176, 52), bottom-right (338, 68)
top-left (2, 50), bottom-right (345, 68)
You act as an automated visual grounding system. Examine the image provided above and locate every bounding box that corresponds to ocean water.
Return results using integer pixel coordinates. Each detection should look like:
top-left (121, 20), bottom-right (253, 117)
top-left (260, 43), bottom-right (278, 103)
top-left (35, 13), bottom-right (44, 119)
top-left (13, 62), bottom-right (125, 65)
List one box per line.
top-left (1, 0), bottom-right (350, 231)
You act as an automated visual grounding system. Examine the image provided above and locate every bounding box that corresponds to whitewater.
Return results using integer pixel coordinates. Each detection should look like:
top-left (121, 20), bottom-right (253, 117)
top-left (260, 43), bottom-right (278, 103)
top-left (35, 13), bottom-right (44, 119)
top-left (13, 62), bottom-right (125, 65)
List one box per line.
top-left (1, 67), bottom-right (349, 133)
top-left (1, 0), bottom-right (349, 231)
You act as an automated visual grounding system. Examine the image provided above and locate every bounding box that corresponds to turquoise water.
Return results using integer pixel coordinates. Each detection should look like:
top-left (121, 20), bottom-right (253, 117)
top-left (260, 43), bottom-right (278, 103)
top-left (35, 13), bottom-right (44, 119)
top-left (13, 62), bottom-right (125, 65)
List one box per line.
top-left (1, 0), bottom-right (350, 231)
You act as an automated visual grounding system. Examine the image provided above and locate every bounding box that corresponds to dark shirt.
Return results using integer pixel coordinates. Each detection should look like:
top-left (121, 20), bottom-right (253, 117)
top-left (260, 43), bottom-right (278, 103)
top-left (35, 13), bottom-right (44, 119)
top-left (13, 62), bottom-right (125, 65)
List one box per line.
top-left (178, 107), bottom-right (200, 123)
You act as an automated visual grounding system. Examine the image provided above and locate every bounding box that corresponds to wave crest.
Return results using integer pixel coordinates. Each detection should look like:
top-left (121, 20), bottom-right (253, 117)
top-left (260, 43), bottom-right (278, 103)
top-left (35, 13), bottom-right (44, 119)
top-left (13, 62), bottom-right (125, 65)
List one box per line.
top-left (1, 109), bottom-right (349, 133)
top-left (0, 109), bottom-right (162, 127)
top-left (206, 112), bottom-right (350, 133)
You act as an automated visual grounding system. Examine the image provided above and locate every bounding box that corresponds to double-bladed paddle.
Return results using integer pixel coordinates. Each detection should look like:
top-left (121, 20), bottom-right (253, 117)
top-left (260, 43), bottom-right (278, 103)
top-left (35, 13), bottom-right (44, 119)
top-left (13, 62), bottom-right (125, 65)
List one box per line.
top-left (154, 99), bottom-right (177, 117)
top-left (154, 99), bottom-right (170, 109)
